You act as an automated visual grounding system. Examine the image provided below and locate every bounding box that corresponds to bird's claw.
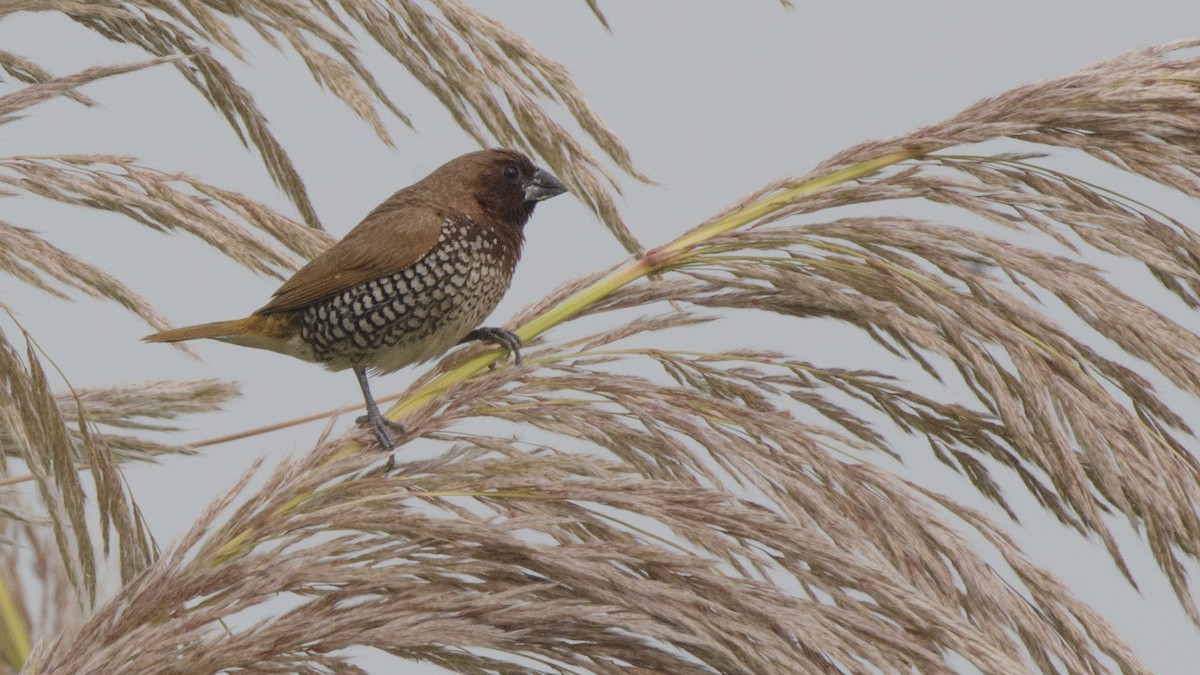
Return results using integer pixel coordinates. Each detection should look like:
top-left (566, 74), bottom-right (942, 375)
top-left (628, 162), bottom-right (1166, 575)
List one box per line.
top-left (461, 327), bottom-right (523, 367)
top-left (356, 411), bottom-right (405, 472)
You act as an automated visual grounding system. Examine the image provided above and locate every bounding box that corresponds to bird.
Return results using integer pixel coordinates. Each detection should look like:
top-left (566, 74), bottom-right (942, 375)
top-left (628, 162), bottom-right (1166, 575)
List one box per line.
top-left (145, 148), bottom-right (567, 464)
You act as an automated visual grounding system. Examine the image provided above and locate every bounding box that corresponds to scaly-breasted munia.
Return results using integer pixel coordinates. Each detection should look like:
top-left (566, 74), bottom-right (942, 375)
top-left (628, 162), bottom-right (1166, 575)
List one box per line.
top-left (145, 149), bottom-right (567, 459)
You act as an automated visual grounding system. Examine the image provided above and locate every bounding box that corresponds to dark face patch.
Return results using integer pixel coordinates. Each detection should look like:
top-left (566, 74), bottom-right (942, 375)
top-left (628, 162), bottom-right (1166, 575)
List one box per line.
top-left (473, 152), bottom-right (541, 226)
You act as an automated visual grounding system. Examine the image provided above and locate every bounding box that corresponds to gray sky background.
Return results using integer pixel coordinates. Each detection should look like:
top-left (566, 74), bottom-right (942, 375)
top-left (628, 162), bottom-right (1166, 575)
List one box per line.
top-left (4, 3), bottom-right (1200, 672)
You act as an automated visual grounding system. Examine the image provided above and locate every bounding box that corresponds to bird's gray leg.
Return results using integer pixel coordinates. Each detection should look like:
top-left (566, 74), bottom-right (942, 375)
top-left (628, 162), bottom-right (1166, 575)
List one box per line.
top-left (353, 366), bottom-right (403, 471)
top-left (460, 327), bottom-right (523, 365)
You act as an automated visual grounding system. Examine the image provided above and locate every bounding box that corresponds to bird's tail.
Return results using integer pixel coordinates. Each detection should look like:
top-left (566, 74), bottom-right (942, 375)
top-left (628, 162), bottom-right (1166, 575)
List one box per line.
top-left (143, 317), bottom-right (261, 343)
top-left (144, 314), bottom-right (311, 361)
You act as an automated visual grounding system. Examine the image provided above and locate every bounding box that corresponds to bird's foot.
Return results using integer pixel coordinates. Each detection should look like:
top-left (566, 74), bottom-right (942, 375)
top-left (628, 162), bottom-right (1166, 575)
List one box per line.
top-left (356, 412), bottom-right (405, 472)
top-left (461, 327), bottom-right (523, 367)
top-left (355, 414), bottom-right (406, 432)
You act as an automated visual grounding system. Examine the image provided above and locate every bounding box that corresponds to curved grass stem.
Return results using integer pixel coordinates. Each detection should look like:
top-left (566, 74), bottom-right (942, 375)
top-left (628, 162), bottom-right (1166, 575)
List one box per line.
top-left (384, 149), bottom-right (923, 425)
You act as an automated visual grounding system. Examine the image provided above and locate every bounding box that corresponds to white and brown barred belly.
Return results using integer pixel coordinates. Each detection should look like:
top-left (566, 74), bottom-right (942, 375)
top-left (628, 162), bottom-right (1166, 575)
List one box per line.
top-left (299, 217), bottom-right (521, 374)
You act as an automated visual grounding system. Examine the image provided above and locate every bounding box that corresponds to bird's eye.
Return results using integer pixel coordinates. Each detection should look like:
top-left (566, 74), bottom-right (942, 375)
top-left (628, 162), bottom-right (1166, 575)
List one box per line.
top-left (502, 165), bottom-right (520, 182)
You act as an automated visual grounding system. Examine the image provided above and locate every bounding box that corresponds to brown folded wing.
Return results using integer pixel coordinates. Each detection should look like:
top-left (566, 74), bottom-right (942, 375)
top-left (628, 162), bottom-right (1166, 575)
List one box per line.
top-left (257, 195), bottom-right (449, 315)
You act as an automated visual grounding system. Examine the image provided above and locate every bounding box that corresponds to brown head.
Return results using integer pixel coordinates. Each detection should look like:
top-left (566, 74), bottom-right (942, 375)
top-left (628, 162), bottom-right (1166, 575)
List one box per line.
top-left (413, 148), bottom-right (568, 230)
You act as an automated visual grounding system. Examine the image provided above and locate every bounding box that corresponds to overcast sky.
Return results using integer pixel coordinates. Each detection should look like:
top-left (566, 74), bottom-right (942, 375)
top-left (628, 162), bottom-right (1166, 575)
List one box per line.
top-left (4, 3), bottom-right (1200, 672)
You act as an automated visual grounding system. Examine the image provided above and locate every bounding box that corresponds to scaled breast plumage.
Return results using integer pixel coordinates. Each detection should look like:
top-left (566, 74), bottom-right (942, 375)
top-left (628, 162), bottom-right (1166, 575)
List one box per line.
top-left (298, 215), bottom-right (519, 370)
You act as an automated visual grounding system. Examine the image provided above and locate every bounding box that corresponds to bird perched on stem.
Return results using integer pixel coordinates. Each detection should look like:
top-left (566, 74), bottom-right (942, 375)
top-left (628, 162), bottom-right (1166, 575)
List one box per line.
top-left (145, 149), bottom-right (567, 466)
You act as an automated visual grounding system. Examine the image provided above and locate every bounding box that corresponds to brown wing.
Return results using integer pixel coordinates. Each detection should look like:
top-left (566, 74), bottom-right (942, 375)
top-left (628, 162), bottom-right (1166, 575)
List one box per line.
top-left (256, 194), bottom-right (448, 314)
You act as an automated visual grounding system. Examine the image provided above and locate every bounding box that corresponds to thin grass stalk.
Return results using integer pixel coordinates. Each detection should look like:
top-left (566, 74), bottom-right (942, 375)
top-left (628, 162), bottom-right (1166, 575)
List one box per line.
top-left (0, 574), bottom-right (28, 671)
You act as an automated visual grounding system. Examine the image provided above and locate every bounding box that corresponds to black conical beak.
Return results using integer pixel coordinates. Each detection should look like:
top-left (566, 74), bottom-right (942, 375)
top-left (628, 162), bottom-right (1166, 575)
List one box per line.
top-left (524, 167), bottom-right (568, 203)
